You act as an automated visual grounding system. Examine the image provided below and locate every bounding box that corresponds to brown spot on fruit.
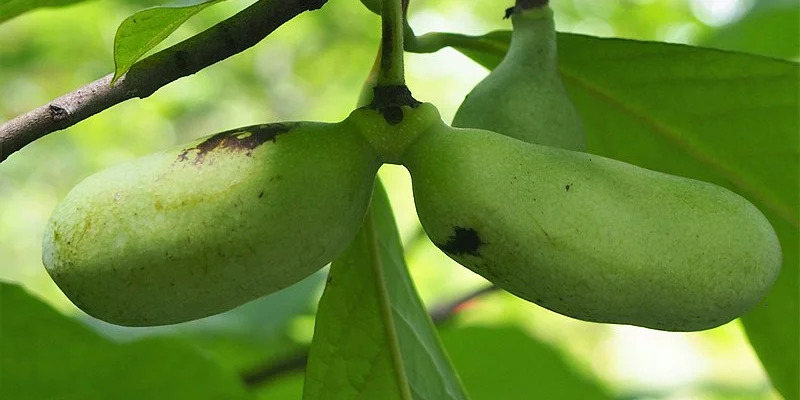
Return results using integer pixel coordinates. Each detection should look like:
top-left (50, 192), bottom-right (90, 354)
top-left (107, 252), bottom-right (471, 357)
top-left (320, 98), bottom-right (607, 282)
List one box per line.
top-left (381, 107), bottom-right (403, 125)
top-left (176, 123), bottom-right (297, 165)
top-left (438, 227), bottom-right (483, 256)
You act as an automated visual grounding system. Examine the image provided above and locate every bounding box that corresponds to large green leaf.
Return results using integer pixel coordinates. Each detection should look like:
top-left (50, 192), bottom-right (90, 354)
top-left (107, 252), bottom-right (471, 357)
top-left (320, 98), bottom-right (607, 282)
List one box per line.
top-left (111, 0), bottom-right (229, 83)
top-left (702, 0), bottom-right (800, 60)
top-left (416, 31), bottom-right (799, 399)
top-left (84, 271), bottom-right (326, 372)
top-left (304, 179), bottom-right (469, 400)
top-left (440, 326), bottom-right (611, 400)
top-left (0, 0), bottom-right (87, 23)
top-left (556, 36), bottom-right (799, 400)
top-left (0, 282), bottom-right (254, 400)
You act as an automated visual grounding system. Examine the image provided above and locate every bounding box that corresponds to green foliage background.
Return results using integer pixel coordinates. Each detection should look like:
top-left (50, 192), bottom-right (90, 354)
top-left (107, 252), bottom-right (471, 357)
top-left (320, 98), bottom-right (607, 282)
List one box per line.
top-left (1, 0), bottom-right (797, 399)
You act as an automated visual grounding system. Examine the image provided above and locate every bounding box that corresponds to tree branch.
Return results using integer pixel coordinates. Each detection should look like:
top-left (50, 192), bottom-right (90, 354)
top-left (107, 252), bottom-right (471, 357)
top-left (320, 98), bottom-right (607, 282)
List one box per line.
top-left (240, 284), bottom-right (499, 388)
top-left (0, 0), bottom-right (328, 162)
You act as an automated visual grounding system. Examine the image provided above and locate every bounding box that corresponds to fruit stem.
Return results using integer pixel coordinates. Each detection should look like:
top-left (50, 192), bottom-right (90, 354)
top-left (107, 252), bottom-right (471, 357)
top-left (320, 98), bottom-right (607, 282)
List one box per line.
top-left (516, 0), bottom-right (549, 10)
top-left (378, 0), bottom-right (406, 86)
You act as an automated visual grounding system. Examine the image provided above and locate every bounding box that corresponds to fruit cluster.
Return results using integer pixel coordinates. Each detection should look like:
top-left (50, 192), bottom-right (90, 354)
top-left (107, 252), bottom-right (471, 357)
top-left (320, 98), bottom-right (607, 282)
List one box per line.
top-left (42, 2), bottom-right (780, 331)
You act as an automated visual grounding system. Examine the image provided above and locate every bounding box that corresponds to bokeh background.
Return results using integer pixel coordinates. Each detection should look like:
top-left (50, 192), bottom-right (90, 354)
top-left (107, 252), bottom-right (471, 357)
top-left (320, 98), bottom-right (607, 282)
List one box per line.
top-left (1, 0), bottom-right (797, 399)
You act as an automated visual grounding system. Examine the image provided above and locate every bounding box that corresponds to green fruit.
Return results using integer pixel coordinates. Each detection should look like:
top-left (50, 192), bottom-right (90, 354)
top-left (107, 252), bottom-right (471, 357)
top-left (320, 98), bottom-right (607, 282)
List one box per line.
top-left (402, 111), bottom-right (781, 332)
top-left (43, 122), bottom-right (379, 326)
top-left (452, 3), bottom-right (585, 151)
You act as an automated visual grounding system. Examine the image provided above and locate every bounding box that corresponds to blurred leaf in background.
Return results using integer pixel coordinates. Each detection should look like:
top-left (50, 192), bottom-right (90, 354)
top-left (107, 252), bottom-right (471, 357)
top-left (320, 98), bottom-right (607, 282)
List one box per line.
top-left (1, 0), bottom-right (797, 399)
top-left (0, 282), bottom-right (254, 399)
top-left (0, 0), bottom-right (90, 23)
top-left (700, 0), bottom-right (800, 60)
top-left (440, 324), bottom-right (612, 400)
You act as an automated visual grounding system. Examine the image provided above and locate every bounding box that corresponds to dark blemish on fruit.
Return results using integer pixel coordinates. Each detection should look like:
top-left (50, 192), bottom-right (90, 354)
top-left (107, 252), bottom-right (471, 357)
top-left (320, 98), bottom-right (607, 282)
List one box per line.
top-left (176, 123), bottom-right (297, 166)
top-left (438, 227), bottom-right (483, 256)
top-left (565, 184), bottom-right (571, 191)
top-left (258, 191), bottom-right (264, 199)
top-left (382, 107), bottom-right (404, 125)
top-left (154, 200), bottom-right (164, 210)
top-left (503, 7), bottom-right (514, 19)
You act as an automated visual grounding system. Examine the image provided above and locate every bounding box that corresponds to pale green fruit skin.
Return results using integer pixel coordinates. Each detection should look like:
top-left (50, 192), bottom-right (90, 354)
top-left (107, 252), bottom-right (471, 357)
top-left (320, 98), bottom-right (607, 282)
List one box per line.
top-left (404, 124), bottom-right (781, 331)
top-left (348, 102), bottom-right (442, 164)
top-left (43, 122), bottom-right (379, 326)
top-left (452, 6), bottom-right (586, 151)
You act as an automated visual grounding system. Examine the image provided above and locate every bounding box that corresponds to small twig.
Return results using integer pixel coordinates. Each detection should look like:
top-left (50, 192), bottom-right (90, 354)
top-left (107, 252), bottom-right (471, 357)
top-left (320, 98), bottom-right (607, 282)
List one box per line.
top-left (240, 284), bottom-right (499, 389)
top-left (240, 351), bottom-right (308, 388)
top-left (429, 285), bottom-right (500, 324)
top-left (0, 0), bottom-right (328, 162)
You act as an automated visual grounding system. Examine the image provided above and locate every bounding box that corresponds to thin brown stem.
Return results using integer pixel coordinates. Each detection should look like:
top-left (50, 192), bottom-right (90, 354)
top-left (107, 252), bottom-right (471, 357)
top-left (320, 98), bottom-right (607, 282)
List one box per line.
top-left (0, 0), bottom-right (328, 162)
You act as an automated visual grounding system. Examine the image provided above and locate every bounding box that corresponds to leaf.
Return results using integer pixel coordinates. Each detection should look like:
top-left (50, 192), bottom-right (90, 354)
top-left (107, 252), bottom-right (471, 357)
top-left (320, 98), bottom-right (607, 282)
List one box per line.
top-left (555, 36), bottom-right (799, 400)
top-left (701, 0), bottom-right (800, 60)
top-left (83, 271), bottom-right (327, 372)
top-left (439, 326), bottom-right (612, 400)
top-left (422, 31), bottom-right (799, 398)
top-left (0, 282), bottom-right (254, 400)
top-left (0, 0), bottom-right (87, 24)
top-left (111, 0), bottom-right (228, 83)
top-left (304, 179), bottom-right (469, 400)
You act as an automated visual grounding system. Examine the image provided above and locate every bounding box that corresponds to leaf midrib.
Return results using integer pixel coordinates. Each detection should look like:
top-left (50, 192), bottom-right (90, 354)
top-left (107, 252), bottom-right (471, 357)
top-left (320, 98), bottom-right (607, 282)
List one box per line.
top-left (559, 66), bottom-right (799, 226)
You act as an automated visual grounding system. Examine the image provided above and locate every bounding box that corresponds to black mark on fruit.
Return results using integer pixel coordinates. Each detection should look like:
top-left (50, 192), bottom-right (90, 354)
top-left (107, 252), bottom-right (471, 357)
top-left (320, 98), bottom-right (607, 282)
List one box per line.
top-left (258, 191), bottom-right (264, 199)
top-left (565, 183), bottom-right (571, 191)
top-left (382, 107), bottom-right (403, 125)
top-left (439, 227), bottom-right (483, 256)
top-left (177, 123), bottom-right (296, 165)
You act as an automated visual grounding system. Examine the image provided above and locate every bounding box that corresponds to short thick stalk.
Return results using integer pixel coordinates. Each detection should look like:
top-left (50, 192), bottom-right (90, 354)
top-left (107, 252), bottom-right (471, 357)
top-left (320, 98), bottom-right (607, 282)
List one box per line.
top-left (377, 0), bottom-right (406, 86)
